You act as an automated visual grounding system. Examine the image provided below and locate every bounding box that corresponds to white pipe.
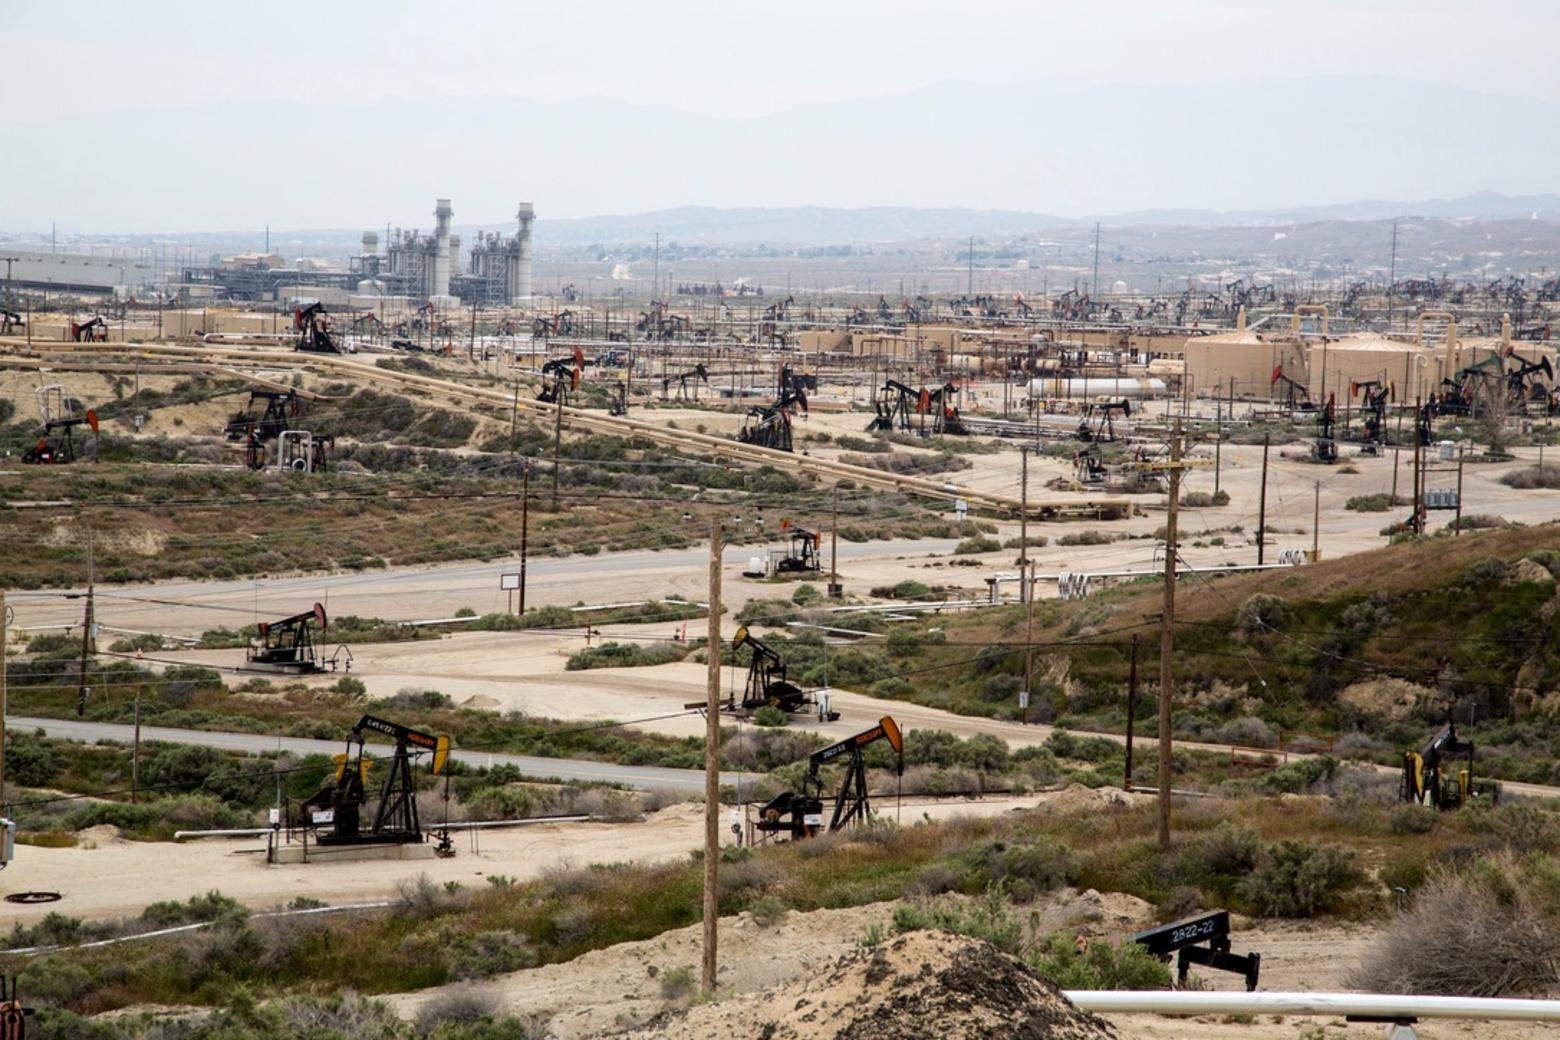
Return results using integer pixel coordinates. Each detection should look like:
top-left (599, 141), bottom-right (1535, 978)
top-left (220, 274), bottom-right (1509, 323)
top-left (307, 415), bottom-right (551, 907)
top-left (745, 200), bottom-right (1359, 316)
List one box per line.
top-left (1065, 991), bottom-right (1560, 1022)
top-left (174, 815), bottom-right (591, 841)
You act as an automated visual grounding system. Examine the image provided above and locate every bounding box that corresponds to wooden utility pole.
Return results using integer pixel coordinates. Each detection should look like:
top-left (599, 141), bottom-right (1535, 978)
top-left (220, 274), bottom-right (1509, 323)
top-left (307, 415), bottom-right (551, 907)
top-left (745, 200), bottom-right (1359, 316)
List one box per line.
top-left (1019, 446), bottom-right (1029, 603)
top-left (701, 521), bottom-right (723, 995)
top-left (1158, 424), bottom-right (1185, 852)
top-left (132, 694), bottom-right (141, 803)
top-left (519, 462), bottom-right (531, 615)
top-left (1256, 433), bottom-right (1270, 565)
top-left (0, 589), bottom-right (7, 812)
top-left (829, 487), bottom-right (841, 599)
top-left (551, 397), bottom-right (563, 511)
top-left (1124, 633), bottom-right (1138, 790)
top-left (1312, 481), bottom-right (1321, 560)
top-left (76, 530), bottom-right (95, 719)
top-left (1023, 561), bottom-right (1035, 726)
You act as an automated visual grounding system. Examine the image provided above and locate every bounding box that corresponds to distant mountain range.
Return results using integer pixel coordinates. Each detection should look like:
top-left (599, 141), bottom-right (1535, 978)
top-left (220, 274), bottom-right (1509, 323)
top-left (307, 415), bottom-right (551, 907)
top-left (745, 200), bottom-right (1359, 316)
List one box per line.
top-left (526, 192), bottom-right (1560, 246)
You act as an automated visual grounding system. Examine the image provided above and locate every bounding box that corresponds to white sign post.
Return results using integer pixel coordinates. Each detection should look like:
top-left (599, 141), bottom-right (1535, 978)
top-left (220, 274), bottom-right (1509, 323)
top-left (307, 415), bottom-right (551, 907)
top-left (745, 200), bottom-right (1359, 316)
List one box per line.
top-left (500, 572), bottom-right (521, 614)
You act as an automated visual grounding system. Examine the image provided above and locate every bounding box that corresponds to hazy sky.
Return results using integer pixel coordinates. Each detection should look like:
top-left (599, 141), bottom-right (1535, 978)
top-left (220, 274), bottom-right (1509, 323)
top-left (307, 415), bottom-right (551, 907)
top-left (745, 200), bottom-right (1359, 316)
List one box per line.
top-left (4, 0), bottom-right (1558, 231)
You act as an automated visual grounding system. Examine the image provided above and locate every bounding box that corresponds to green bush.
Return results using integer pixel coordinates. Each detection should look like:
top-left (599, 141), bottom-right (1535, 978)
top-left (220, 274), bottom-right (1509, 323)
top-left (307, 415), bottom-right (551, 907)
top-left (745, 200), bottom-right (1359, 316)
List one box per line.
top-left (449, 930), bottom-right (537, 980)
top-left (954, 536), bottom-right (1002, 554)
top-left (5, 732), bottom-right (60, 787)
top-left (565, 641), bottom-right (685, 671)
top-left (1236, 840), bottom-right (1362, 917)
top-left (1346, 493), bottom-right (1403, 512)
top-left (1034, 931), bottom-right (1172, 989)
top-left (752, 705), bottom-right (789, 728)
top-left (891, 886), bottom-right (1024, 955)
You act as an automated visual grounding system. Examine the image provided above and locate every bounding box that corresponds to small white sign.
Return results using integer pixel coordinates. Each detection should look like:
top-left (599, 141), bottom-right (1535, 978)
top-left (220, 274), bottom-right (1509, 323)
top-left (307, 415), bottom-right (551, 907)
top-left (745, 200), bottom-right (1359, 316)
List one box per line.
top-left (955, 498), bottom-right (968, 521)
top-left (268, 808), bottom-right (281, 825)
top-left (311, 809), bottom-right (334, 825)
top-left (1018, 689), bottom-right (1030, 709)
top-left (803, 814), bottom-right (824, 827)
top-left (499, 572), bottom-right (521, 591)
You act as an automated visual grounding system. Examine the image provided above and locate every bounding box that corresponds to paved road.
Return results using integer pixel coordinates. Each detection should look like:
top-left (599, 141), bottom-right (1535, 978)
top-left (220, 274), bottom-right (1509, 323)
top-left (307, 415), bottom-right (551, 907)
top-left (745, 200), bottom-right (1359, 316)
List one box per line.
top-left (10, 716), bottom-right (742, 793)
top-left (8, 537), bottom-right (962, 638)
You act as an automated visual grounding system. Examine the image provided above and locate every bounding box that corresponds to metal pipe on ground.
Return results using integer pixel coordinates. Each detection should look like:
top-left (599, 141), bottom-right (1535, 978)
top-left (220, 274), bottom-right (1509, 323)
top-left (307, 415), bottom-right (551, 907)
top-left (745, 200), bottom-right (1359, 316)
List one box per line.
top-left (1065, 990), bottom-right (1560, 1022)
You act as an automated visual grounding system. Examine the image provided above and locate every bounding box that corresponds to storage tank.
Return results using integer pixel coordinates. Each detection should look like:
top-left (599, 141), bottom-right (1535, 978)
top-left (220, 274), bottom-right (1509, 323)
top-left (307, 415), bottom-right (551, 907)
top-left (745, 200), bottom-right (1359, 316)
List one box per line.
top-left (1027, 377), bottom-right (1167, 399)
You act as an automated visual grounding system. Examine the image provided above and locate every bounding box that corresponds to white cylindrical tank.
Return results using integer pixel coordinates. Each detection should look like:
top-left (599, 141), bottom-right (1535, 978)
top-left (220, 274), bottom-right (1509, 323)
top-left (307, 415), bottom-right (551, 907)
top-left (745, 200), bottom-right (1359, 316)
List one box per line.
top-left (1146, 359), bottom-right (1185, 379)
top-left (1027, 377), bottom-right (1167, 399)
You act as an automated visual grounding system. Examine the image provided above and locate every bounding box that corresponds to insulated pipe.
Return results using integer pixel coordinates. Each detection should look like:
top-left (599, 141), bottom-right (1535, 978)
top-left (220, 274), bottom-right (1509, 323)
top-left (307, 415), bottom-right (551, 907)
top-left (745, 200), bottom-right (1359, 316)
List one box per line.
top-left (1065, 991), bottom-right (1560, 1022)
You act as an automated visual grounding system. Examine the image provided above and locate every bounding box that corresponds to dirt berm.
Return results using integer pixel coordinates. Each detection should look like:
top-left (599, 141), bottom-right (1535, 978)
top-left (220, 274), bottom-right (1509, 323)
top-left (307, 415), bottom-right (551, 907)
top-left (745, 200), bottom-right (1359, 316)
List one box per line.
top-left (632, 929), bottom-right (1119, 1040)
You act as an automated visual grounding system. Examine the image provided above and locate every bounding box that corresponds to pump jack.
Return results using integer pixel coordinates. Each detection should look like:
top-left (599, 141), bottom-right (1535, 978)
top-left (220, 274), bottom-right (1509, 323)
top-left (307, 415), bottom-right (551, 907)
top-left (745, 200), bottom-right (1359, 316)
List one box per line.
top-left (755, 716), bottom-right (902, 840)
top-left (538, 348), bottom-right (586, 407)
top-left (294, 302), bottom-right (340, 353)
top-left (738, 377), bottom-right (807, 452)
top-left (1313, 393), bottom-right (1338, 463)
top-left (662, 363), bottom-right (709, 401)
top-left (775, 520), bottom-right (822, 573)
top-left (1077, 400), bottom-right (1131, 443)
top-left (1269, 365), bottom-right (1313, 411)
top-left (299, 714), bottom-right (451, 847)
top-left (0, 308), bottom-right (24, 334)
top-left (22, 410), bottom-right (99, 464)
top-left (70, 316), bottom-right (108, 342)
top-left (224, 389), bottom-right (299, 443)
top-left (723, 625), bottom-right (838, 719)
top-left (1401, 720), bottom-right (1499, 810)
top-left (247, 602), bottom-right (330, 674)
top-left (1351, 379), bottom-right (1393, 450)
top-left (867, 380), bottom-right (964, 436)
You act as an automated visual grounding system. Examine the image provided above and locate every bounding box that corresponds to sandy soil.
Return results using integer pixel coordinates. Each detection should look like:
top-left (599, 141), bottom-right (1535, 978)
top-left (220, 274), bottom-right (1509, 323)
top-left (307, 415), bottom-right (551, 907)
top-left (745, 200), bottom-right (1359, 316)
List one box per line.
top-left (381, 895), bottom-right (1554, 1040)
top-left (0, 795), bottom-right (1045, 927)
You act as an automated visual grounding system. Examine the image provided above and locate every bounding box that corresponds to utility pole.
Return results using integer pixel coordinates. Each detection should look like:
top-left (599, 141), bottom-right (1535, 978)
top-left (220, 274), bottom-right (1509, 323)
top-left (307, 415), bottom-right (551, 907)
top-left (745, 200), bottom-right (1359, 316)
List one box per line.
top-left (1125, 633), bottom-right (1138, 790)
top-left (76, 529), bottom-right (95, 719)
top-left (701, 521), bottom-right (723, 995)
top-left (519, 462), bottom-right (531, 615)
top-left (1312, 481), bottom-right (1321, 560)
top-left (1091, 222), bottom-right (1102, 300)
top-left (1023, 560), bottom-right (1035, 726)
top-left (1388, 220), bottom-right (1399, 330)
top-left (1019, 447), bottom-right (1029, 603)
top-left (551, 395), bottom-right (563, 511)
top-left (1158, 423), bottom-right (1186, 852)
top-left (1413, 399), bottom-right (1424, 536)
top-left (132, 694), bottom-right (141, 803)
top-left (1256, 434), bottom-right (1270, 565)
top-left (829, 487), bottom-right (841, 599)
top-left (0, 589), bottom-right (7, 813)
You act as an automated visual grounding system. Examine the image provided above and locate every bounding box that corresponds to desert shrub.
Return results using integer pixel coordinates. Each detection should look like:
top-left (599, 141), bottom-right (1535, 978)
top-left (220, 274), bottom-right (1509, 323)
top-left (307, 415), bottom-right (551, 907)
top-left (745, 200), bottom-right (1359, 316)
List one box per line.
top-left (1500, 464), bottom-right (1560, 489)
top-left (954, 536), bottom-right (1002, 554)
top-left (968, 840), bottom-right (1074, 902)
top-left (1388, 803), bottom-right (1438, 835)
top-left (790, 583), bottom-right (822, 606)
top-left (891, 886), bottom-right (1024, 955)
top-left (1346, 493), bottom-right (1402, 512)
top-left (565, 641), bottom-right (684, 671)
top-left (1236, 840), bottom-right (1362, 917)
top-left (1353, 856), bottom-right (1560, 996)
top-left (395, 873), bottom-right (469, 917)
top-left (1215, 716), bottom-right (1276, 748)
top-left (658, 965), bottom-right (696, 1000)
top-left (142, 890), bottom-right (247, 928)
top-left (1179, 490), bottom-right (1230, 508)
top-left (870, 676), bottom-right (914, 697)
top-left (24, 634), bottom-right (74, 655)
top-left (108, 633), bottom-right (163, 654)
top-left (5, 732), bottom-right (60, 787)
top-left (449, 930), bottom-right (536, 979)
top-left (415, 987), bottom-right (500, 1036)
top-left (1034, 932), bottom-right (1172, 989)
top-left (1464, 557), bottom-right (1512, 585)
top-left (19, 955), bottom-right (94, 1005)
top-left (980, 673), bottom-right (1022, 702)
top-left (747, 894), bottom-right (788, 927)
top-left (1057, 530), bottom-right (1115, 546)
top-left (751, 705), bottom-right (789, 728)
top-left (885, 627), bottom-right (923, 656)
top-left (333, 675), bottom-right (368, 697)
top-left (1234, 593), bottom-right (1288, 634)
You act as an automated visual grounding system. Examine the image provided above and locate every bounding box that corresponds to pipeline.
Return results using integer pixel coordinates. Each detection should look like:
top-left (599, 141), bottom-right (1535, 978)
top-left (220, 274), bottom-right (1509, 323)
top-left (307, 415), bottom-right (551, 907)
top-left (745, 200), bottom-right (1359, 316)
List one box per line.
top-left (1066, 990), bottom-right (1560, 1023)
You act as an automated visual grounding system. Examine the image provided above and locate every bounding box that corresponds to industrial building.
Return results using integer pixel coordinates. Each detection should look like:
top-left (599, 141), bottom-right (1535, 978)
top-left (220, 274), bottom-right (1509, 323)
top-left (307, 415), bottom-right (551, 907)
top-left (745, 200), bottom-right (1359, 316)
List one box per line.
top-left (354, 199), bottom-right (535, 307)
